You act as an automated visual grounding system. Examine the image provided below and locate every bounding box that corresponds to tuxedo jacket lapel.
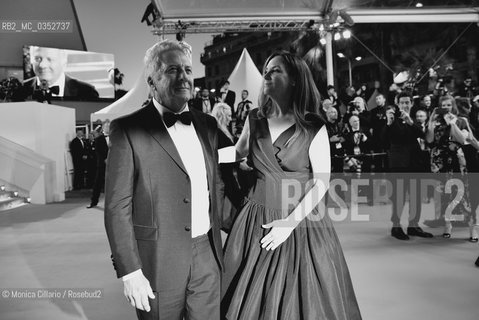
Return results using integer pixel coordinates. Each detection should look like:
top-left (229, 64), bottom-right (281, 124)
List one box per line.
top-left (190, 108), bottom-right (214, 179)
top-left (142, 102), bottom-right (188, 175)
top-left (190, 109), bottom-right (216, 220)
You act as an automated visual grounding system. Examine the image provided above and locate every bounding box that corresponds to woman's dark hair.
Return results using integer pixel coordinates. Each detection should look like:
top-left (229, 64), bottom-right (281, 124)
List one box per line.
top-left (258, 51), bottom-right (324, 145)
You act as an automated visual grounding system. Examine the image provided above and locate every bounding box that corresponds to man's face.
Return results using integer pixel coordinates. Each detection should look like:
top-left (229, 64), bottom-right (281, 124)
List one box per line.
top-left (223, 82), bottom-right (229, 90)
top-left (349, 116), bottom-right (360, 130)
top-left (375, 95), bottom-right (385, 107)
top-left (150, 49), bottom-right (193, 112)
top-left (398, 97), bottom-right (412, 114)
top-left (241, 91), bottom-right (248, 100)
top-left (416, 111), bottom-right (427, 124)
top-left (465, 78), bottom-right (472, 87)
top-left (201, 89), bottom-right (209, 98)
top-left (76, 130), bottom-right (83, 139)
top-left (328, 88), bottom-right (335, 95)
top-left (31, 47), bottom-right (66, 86)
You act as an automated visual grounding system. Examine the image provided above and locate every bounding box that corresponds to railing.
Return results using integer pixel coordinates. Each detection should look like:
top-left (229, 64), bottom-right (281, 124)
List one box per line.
top-left (0, 136), bottom-right (55, 204)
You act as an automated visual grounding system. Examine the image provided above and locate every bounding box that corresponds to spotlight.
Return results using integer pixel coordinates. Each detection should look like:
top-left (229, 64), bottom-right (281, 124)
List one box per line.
top-left (223, 47), bottom-right (227, 53)
top-left (334, 32), bottom-right (341, 41)
top-left (210, 89), bottom-right (216, 93)
top-left (26, 197), bottom-right (31, 203)
top-left (13, 191), bottom-right (18, 197)
top-left (194, 87), bottom-right (200, 92)
top-left (355, 56), bottom-right (362, 61)
top-left (343, 30), bottom-right (351, 39)
top-left (416, 2), bottom-right (423, 7)
top-left (337, 52), bottom-right (345, 58)
top-left (319, 38), bottom-right (327, 45)
top-left (0, 185), bottom-right (5, 191)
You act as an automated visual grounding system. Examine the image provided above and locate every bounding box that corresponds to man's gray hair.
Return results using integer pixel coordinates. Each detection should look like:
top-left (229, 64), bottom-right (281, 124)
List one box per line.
top-left (29, 46), bottom-right (67, 64)
top-left (144, 39), bottom-right (192, 83)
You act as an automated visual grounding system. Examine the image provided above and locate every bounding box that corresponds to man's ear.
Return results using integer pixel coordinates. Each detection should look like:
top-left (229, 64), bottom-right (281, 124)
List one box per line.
top-left (147, 77), bottom-right (155, 89)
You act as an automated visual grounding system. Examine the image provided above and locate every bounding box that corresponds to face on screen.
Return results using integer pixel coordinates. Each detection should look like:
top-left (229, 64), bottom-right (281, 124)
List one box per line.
top-left (31, 47), bottom-right (67, 86)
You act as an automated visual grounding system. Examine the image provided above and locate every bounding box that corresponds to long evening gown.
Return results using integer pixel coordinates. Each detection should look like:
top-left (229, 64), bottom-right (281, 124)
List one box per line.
top-left (222, 109), bottom-right (362, 320)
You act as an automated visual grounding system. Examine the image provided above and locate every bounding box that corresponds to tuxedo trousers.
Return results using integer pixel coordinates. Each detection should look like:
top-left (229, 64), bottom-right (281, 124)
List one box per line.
top-left (136, 231), bottom-right (220, 320)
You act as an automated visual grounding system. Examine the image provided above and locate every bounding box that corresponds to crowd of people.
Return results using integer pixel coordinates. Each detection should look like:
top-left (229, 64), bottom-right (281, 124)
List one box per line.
top-left (322, 81), bottom-right (479, 242)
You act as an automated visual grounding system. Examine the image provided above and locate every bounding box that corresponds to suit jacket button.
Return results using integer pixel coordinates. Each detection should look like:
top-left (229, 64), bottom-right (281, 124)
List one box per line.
top-left (183, 198), bottom-right (190, 203)
top-left (185, 226), bottom-right (191, 231)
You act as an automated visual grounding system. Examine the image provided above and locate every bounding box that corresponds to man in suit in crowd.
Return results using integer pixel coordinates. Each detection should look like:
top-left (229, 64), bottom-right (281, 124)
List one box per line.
top-left (104, 40), bottom-right (224, 320)
top-left (234, 89), bottom-right (252, 137)
top-left (25, 46), bottom-right (99, 100)
top-left (326, 85), bottom-right (339, 112)
top-left (219, 80), bottom-right (235, 113)
top-left (192, 87), bottom-right (215, 113)
top-left (70, 129), bottom-right (88, 190)
top-left (87, 128), bottom-right (109, 208)
top-left (382, 92), bottom-right (433, 240)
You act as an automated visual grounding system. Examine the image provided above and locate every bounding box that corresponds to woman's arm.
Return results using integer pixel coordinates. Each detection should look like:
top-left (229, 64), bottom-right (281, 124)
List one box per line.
top-left (425, 109), bottom-right (437, 144)
top-left (447, 116), bottom-right (466, 145)
top-left (235, 114), bottom-right (250, 159)
top-left (261, 126), bottom-right (331, 250)
top-left (218, 115), bottom-right (251, 163)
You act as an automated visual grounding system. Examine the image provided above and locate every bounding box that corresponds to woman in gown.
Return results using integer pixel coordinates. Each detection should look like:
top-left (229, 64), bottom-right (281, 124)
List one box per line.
top-left (221, 51), bottom-right (362, 320)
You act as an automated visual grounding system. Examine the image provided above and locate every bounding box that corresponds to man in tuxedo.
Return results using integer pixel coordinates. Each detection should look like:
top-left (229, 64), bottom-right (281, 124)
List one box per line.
top-left (104, 40), bottom-right (224, 320)
top-left (219, 80), bottom-right (235, 113)
top-left (234, 89), bottom-right (252, 137)
top-left (382, 92), bottom-right (433, 240)
top-left (87, 128), bottom-right (109, 208)
top-left (70, 129), bottom-right (88, 190)
top-left (326, 85), bottom-right (339, 112)
top-left (25, 46), bottom-right (99, 100)
top-left (192, 87), bottom-right (215, 113)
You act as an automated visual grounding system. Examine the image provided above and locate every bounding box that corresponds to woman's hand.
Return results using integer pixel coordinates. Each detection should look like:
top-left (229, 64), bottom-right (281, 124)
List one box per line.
top-left (260, 219), bottom-right (295, 251)
top-left (444, 113), bottom-right (457, 125)
top-left (239, 159), bottom-right (253, 171)
top-left (428, 108), bottom-right (437, 124)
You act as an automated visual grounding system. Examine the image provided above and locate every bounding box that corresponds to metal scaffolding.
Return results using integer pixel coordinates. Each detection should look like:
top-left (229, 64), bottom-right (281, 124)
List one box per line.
top-left (151, 8), bottom-right (479, 35)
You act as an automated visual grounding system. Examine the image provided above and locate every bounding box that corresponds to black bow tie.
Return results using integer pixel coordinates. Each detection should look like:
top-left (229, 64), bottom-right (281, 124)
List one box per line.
top-left (49, 86), bottom-right (59, 95)
top-left (163, 111), bottom-right (192, 128)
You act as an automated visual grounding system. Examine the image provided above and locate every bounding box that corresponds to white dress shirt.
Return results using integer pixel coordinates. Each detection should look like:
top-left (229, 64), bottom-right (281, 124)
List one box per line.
top-left (152, 98), bottom-right (211, 237)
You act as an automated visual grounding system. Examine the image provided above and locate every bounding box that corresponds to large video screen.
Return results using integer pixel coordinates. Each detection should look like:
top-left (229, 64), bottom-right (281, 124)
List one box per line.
top-left (23, 45), bottom-right (114, 100)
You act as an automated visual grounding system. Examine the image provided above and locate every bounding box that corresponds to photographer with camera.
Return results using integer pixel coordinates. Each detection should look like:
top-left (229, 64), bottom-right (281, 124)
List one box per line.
top-left (343, 115), bottom-right (371, 173)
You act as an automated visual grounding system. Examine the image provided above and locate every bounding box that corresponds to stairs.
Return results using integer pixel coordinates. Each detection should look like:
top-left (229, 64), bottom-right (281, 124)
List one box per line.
top-left (0, 187), bottom-right (29, 212)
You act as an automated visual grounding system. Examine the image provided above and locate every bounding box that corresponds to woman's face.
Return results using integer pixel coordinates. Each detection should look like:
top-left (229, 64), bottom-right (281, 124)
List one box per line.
top-left (440, 99), bottom-right (453, 112)
top-left (224, 108), bottom-right (232, 125)
top-left (423, 96), bottom-right (431, 107)
top-left (263, 56), bottom-right (292, 101)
